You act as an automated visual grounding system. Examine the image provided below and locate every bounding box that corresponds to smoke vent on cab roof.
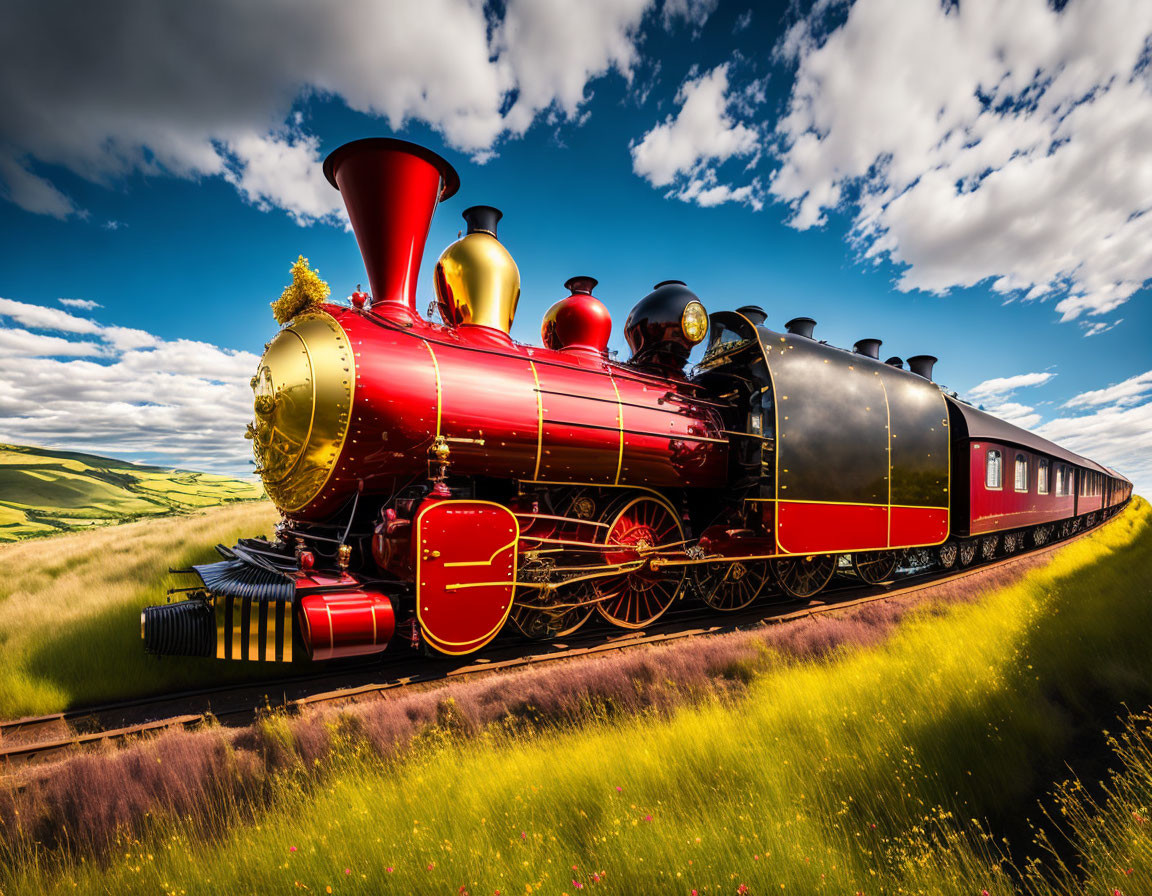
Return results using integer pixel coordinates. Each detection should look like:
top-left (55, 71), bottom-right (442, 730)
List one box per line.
top-left (784, 317), bottom-right (816, 339)
top-left (907, 355), bottom-right (938, 381)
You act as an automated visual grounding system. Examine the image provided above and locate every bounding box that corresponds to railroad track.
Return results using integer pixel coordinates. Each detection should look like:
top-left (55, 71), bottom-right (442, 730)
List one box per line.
top-left (0, 523), bottom-right (1106, 770)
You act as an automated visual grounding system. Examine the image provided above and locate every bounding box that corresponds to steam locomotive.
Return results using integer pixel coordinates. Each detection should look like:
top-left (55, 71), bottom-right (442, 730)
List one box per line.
top-left (142, 137), bottom-right (1132, 664)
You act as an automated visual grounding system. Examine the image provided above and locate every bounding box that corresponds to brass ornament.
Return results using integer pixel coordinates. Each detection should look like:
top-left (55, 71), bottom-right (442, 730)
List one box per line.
top-left (249, 311), bottom-right (355, 513)
top-left (434, 230), bottom-right (521, 333)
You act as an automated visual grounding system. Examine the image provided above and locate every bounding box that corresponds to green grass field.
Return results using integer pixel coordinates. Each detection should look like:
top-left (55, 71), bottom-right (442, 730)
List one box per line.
top-left (0, 443), bottom-right (264, 542)
top-left (0, 500), bottom-right (281, 718)
top-left (3, 499), bottom-right (1149, 895)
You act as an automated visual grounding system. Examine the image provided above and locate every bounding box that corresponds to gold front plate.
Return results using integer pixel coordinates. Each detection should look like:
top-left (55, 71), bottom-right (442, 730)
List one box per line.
top-left (251, 311), bottom-right (355, 513)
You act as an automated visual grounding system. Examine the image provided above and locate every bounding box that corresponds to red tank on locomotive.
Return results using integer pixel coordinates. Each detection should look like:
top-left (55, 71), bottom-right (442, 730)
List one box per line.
top-left (142, 138), bottom-right (1131, 665)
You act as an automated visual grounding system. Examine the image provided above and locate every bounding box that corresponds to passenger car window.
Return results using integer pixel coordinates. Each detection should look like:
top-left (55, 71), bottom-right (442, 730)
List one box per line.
top-left (986, 449), bottom-right (1002, 489)
top-left (1037, 459), bottom-right (1049, 494)
top-left (1014, 455), bottom-right (1028, 491)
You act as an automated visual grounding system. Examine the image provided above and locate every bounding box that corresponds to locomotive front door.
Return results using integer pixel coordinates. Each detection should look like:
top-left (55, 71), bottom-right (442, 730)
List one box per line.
top-left (413, 499), bottom-right (519, 655)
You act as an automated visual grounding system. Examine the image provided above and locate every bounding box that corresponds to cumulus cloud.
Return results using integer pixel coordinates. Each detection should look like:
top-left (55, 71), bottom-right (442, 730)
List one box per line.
top-left (1036, 400), bottom-right (1152, 496)
top-left (967, 371), bottom-right (1055, 404)
top-left (1062, 370), bottom-right (1152, 409)
top-left (965, 369), bottom-right (1057, 431)
top-left (631, 62), bottom-right (764, 209)
top-left (661, 0), bottom-right (719, 32)
top-left (0, 0), bottom-right (701, 224)
top-left (771, 0), bottom-right (1152, 324)
top-left (58, 298), bottom-right (102, 311)
top-left (0, 297), bottom-right (258, 475)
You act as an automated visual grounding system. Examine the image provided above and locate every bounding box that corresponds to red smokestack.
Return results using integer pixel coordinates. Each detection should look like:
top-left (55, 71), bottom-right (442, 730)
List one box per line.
top-left (323, 138), bottom-right (460, 320)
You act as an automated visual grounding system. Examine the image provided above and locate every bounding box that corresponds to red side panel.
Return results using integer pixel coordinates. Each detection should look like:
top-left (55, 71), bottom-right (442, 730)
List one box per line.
top-left (414, 499), bottom-right (518, 655)
top-left (968, 442), bottom-right (1076, 535)
top-left (776, 502), bottom-right (887, 554)
top-left (299, 591), bottom-right (395, 661)
top-left (890, 506), bottom-right (949, 547)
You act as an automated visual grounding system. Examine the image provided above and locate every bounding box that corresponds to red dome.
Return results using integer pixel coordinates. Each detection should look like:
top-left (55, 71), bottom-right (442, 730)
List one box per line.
top-left (542, 278), bottom-right (612, 355)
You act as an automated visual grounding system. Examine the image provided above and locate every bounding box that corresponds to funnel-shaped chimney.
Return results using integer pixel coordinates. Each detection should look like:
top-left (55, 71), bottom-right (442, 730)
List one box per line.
top-left (785, 317), bottom-right (816, 339)
top-left (907, 355), bottom-right (938, 380)
top-left (323, 138), bottom-right (459, 321)
top-left (885, 356), bottom-right (904, 369)
top-left (853, 338), bottom-right (882, 359)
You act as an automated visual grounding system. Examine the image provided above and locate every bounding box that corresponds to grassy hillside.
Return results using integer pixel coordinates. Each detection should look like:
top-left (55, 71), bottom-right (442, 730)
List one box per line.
top-left (0, 500), bottom-right (281, 718)
top-left (2, 499), bottom-right (1149, 895)
top-left (0, 443), bottom-right (264, 542)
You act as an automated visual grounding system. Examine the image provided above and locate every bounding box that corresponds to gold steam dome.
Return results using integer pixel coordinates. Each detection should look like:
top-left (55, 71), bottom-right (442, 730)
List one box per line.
top-left (434, 206), bottom-right (520, 335)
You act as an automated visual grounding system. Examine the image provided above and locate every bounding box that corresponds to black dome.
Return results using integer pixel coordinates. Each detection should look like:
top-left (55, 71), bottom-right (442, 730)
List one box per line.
top-left (624, 280), bottom-right (705, 371)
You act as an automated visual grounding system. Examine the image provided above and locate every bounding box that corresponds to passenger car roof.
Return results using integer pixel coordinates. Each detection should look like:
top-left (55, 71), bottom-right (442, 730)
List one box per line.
top-left (944, 395), bottom-right (1118, 478)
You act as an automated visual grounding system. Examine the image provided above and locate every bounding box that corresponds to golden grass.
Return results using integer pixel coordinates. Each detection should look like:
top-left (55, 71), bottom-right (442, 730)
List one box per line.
top-left (0, 501), bottom-right (280, 718)
top-left (2, 498), bottom-right (1148, 895)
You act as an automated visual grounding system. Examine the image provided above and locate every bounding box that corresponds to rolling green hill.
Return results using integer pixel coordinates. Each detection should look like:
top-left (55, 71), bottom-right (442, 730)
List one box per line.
top-left (0, 443), bottom-right (264, 542)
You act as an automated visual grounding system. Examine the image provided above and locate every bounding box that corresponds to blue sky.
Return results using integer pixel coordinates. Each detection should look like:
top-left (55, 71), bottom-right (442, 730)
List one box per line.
top-left (1, 0), bottom-right (1149, 494)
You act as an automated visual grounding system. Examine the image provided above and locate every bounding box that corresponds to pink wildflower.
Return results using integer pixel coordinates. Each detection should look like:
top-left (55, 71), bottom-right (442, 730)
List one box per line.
top-left (644, 814), bottom-right (653, 822)
top-left (344, 869), bottom-right (351, 875)
top-left (737, 885), bottom-right (749, 895)
top-left (289, 846), bottom-right (297, 853)
top-left (386, 867), bottom-right (393, 873)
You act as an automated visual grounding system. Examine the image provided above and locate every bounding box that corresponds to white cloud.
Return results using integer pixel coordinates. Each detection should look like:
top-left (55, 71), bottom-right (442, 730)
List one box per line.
top-left (631, 62), bottom-right (763, 208)
top-left (771, 0), bottom-right (1152, 323)
top-left (0, 298), bottom-right (103, 335)
top-left (661, 0), bottom-right (719, 32)
top-left (1080, 319), bottom-right (1122, 337)
top-left (967, 371), bottom-right (1055, 403)
top-left (1036, 401), bottom-right (1152, 496)
top-left (58, 298), bottom-right (102, 311)
top-left (0, 328), bottom-right (104, 358)
top-left (0, 0), bottom-right (703, 224)
top-left (0, 298), bottom-right (258, 475)
top-left (1062, 370), bottom-right (1152, 409)
top-left (979, 400), bottom-right (1043, 431)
